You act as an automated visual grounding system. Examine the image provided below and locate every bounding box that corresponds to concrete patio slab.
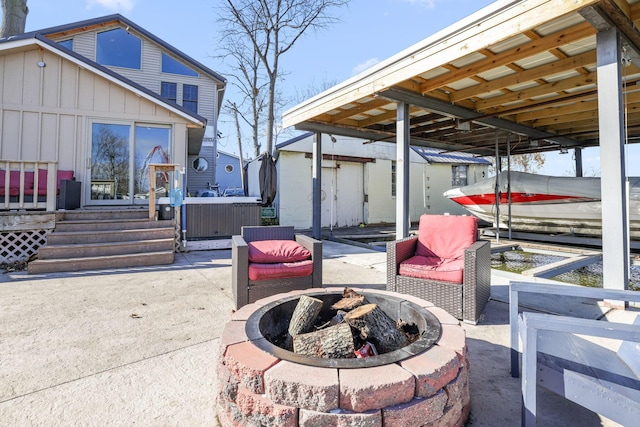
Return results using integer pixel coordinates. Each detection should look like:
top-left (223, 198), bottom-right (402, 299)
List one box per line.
top-left (0, 241), bottom-right (627, 426)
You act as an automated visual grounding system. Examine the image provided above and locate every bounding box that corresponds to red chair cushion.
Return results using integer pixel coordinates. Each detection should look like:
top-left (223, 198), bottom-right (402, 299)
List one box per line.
top-left (0, 170), bottom-right (34, 196)
top-left (399, 255), bottom-right (464, 284)
top-left (248, 240), bottom-right (311, 263)
top-left (37, 170), bottom-right (75, 192)
top-left (248, 260), bottom-right (314, 281)
top-left (416, 215), bottom-right (478, 260)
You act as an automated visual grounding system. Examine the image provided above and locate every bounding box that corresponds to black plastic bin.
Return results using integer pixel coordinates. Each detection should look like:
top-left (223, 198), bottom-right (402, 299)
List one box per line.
top-left (158, 203), bottom-right (174, 220)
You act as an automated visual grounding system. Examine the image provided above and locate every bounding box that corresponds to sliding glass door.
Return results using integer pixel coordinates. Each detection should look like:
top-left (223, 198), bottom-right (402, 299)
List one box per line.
top-left (89, 122), bottom-right (171, 205)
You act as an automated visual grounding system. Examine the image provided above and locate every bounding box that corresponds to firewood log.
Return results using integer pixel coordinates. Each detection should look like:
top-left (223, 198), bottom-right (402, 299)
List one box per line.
top-left (293, 323), bottom-right (355, 358)
top-left (344, 304), bottom-right (410, 354)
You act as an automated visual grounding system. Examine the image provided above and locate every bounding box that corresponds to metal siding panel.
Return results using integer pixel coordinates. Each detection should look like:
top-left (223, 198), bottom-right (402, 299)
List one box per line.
top-left (3, 53), bottom-right (24, 104)
top-left (22, 50), bottom-right (41, 106)
top-left (42, 53), bottom-right (62, 108)
top-left (40, 113), bottom-right (59, 160)
top-left (109, 84), bottom-right (126, 113)
top-left (188, 144), bottom-right (216, 193)
top-left (1, 110), bottom-right (20, 159)
top-left (93, 78), bottom-right (110, 111)
top-left (58, 114), bottom-right (77, 170)
top-left (21, 112), bottom-right (40, 158)
top-left (71, 32), bottom-right (96, 61)
top-left (77, 70), bottom-right (94, 110)
top-left (59, 60), bottom-right (78, 109)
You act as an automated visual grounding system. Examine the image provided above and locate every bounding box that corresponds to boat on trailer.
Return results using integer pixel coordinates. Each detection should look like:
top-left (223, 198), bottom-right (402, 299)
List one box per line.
top-left (443, 171), bottom-right (640, 239)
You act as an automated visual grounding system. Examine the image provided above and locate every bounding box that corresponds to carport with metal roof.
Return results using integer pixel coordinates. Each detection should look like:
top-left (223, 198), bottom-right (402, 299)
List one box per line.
top-left (282, 0), bottom-right (640, 291)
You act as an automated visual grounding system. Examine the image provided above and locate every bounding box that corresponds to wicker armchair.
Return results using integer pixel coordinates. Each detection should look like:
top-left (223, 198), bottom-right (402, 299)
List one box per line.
top-left (386, 215), bottom-right (491, 324)
top-left (232, 225), bottom-right (322, 309)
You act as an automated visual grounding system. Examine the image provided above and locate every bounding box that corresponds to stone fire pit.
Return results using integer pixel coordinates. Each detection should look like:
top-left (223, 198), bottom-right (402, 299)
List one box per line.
top-left (216, 288), bottom-right (469, 426)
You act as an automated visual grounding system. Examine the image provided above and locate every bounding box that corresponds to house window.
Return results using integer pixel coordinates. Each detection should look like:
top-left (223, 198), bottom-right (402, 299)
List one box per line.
top-left (58, 39), bottom-right (73, 50)
top-left (452, 165), bottom-right (469, 187)
top-left (183, 84), bottom-right (198, 114)
top-left (161, 82), bottom-right (177, 103)
top-left (161, 53), bottom-right (198, 77)
top-left (192, 157), bottom-right (208, 172)
top-left (391, 161), bottom-right (396, 197)
top-left (225, 164), bottom-right (234, 173)
top-left (96, 28), bottom-right (141, 69)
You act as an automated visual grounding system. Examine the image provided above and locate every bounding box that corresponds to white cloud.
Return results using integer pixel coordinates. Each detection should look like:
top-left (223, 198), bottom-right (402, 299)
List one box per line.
top-left (86, 0), bottom-right (136, 13)
top-left (399, 0), bottom-right (436, 8)
top-left (352, 58), bottom-right (380, 76)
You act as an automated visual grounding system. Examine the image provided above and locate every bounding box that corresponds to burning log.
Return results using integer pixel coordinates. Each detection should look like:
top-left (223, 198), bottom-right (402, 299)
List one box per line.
top-left (284, 295), bottom-right (323, 350)
top-left (344, 304), bottom-right (410, 354)
top-left (293, 323), bottom-right (355, 358)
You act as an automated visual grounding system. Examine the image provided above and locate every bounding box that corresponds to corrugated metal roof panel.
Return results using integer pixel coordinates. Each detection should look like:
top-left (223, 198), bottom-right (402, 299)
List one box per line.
top-left (411, 146), bottom-right (492, 164)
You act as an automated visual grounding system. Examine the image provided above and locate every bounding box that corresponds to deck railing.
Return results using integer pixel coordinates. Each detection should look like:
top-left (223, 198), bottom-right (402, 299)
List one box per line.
top-left (0, 160), bottom-right (58, 211)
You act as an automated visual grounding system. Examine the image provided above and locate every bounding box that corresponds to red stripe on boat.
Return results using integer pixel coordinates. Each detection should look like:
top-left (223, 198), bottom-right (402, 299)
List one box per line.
top-left (450, 193), bottom-right (590, 206)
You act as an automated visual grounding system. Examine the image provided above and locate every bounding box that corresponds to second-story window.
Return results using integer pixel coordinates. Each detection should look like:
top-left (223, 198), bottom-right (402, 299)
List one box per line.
top-left (58, 39), bottom-right (73, 50)
top-left (161, 53), bottom-right (198, 77)
top-left (183, 84), bottom-right (198, 114)
top-left (161, 82), bottom-right (177, 103)
top-left (96, 28), bottom-right (141, 69)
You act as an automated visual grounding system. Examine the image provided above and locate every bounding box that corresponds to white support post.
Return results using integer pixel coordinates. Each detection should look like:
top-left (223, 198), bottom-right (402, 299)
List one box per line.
top-left (312, 132), bottom-right (322, 240)
top-left (597, 27), bottom-right (629, 292)
top-left (396, 102), bottom-right (410, 239)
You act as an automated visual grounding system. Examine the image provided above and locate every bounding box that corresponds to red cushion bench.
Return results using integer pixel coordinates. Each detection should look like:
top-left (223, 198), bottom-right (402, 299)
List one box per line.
top-left (0, 169), bottom-right (75, 196)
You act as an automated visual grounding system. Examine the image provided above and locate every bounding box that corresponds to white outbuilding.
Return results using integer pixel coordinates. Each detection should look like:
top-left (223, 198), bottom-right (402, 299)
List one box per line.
top-left (274, 132), bottom-right (490, 229)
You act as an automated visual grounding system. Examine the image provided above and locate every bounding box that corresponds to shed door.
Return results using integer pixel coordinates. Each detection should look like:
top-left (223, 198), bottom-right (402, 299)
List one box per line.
top-left (321, 167), bottom-right (337, 228)
top-left (335, 162), bottom-right (363, 227)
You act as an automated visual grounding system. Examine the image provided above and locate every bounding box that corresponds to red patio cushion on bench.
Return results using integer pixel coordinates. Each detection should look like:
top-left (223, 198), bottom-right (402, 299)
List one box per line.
top-left (37, 169), bottom-right (74, 193)
top-left (399, 255), bottom-right (464, 284)
top-left (248, 259), bottom-right (314, 281)
top-left (0, 170), bottom-right (35, 196)
top-left (248, 240), bottom-right (311, 263)
top-left (1, 169), bottom-right (75, 196)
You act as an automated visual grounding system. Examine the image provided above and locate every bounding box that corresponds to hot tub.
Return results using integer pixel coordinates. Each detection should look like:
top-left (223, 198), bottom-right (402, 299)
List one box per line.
top-left (158, 196), bottom-right (262, 239)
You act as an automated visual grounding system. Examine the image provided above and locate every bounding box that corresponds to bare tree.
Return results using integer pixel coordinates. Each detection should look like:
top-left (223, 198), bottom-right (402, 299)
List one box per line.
top-left (217, 0), bottom-right (350, 155)
top-left (219, 33), bottom-right (268, 158)
top-left (0, 0), bottom-right (28, 38)
top-left (510, 152), bottom-right (545, 173)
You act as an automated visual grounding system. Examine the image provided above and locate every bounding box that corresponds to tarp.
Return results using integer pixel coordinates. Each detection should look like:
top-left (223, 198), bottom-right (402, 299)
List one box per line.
top-left (258, 153), bottom-right (277, 207)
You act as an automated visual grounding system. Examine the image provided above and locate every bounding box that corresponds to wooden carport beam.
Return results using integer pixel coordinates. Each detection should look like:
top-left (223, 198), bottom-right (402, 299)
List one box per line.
top-left (581, 1), bottom-right (640, 59)
top-left (375, 87), bottom-right (583, 148)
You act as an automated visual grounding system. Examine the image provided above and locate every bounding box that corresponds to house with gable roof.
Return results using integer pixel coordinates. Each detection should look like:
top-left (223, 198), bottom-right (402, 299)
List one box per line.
top-left (0, 14), bottom-right (227, 268)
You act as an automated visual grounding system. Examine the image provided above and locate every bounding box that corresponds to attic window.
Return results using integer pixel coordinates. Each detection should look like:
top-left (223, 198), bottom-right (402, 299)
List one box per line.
top-left (225, 164), bottom-right (234, 173)
top-left (162, 53), bottom-right (198, 77)
top-left (58, 39), bottom-right (73, 50)
top-left (96, 28), bottom-right (141, 69)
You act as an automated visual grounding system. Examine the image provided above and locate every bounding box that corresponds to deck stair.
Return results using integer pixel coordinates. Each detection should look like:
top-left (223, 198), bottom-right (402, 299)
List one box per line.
top-left (28, 209), bottom-right (176, 274)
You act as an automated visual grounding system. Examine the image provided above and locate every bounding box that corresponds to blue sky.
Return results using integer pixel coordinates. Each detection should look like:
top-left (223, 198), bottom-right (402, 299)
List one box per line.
top-left (17, 0), bottom-right (640, 176)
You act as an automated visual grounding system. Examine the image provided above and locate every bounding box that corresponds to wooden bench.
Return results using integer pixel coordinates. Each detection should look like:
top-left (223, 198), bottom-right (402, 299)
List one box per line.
top-left (1, 167), bottom-right (78, 210)
top-left (509, 281), bottom-right (640, 426)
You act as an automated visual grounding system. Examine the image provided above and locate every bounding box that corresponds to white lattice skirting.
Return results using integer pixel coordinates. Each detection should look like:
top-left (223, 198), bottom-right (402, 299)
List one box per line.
top-left (0, 230), bottom-right (49, 263)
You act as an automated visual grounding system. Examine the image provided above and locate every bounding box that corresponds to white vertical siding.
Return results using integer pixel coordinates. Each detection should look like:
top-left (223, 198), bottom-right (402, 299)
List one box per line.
top-left (278, 152), bottom-right (313, 229)
top-left (0, 45), bottom-right (192, 194)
